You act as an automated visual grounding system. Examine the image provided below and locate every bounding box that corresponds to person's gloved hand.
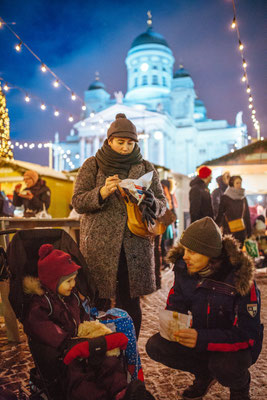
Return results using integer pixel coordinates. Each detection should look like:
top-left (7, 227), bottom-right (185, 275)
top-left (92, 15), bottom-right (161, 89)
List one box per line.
top-left (141, 189), bottom-right (156, 211)
top-left (63, 333), bottom-right (128, 365)
top-left (140, 203), bottom-right (157, 226)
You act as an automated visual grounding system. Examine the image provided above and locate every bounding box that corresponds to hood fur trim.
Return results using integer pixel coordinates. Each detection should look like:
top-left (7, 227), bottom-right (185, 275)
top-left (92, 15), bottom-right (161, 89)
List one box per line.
top-left (23, 276), bottom-right (44, 296)
top-left (166, 235), bottom-right (255, 296)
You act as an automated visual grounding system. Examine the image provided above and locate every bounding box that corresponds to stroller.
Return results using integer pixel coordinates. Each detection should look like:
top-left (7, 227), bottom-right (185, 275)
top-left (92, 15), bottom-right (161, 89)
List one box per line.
top-left (6, 228), bottom-right (149, 400)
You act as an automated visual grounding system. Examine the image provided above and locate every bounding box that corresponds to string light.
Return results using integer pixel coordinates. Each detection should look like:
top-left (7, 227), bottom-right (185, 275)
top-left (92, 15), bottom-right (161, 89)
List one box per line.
top-left (0, 16), bottom-right (84, 104)
top-left (82, 104), bottom-right (86, 111)
top-left (53, 79), bottom-right (59, 88)
top-left (24, 95), bottom-right (30, 102)
top-left (71, 92), bottom-right (76, 101)
top-left (230, 0), bottom-right (261, 139)
top-left (3, 83), bottom-right (9, 91)
top-left (54, 110), bottom-right (59, 117)
top-left (40, 103), bottom-right (46, 110)
top-left (68, 115), bottom-right (74, 122)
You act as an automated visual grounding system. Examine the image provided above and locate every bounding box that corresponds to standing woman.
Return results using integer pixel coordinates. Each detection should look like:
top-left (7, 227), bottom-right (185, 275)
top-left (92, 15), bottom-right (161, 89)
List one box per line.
top-left (72, 113), bottom-right (166, 337)
top-left (216, 175), bottom-right (251, 247)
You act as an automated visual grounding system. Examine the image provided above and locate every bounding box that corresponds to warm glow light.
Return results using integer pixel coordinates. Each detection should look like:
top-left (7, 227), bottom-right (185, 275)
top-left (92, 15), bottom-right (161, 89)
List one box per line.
top-left (71, 93), bottom-right (76, 101)
top-left (248, 104), bottom-right (252, 109)
top-left (41, 64), bottom-right (47, 72)
top-left (241, 74), bottom-right (246, 82)
top-left (231, 18), bottom-right (236, 29)
top-left (82, 105), bottom-right (86, 111)
top-left (252, 109), bottom-right (256, 114)
top-left (239, 41), bottom-right (244, 51)
top-left (41, 103), bottom-right (46, 110)
top-left (54, 110), bottom-right (59, 117)
top-left (15, 41), bottom-right (22, 52)
top-left (3, 84), bottom-right (9, 91)
top-left (53, 80), bottom-right (59, 87)
top-left (68, 115), bottom-right (74, 122)
top-left (90, 112), bottom-right (95, 118)
top-left (25, 95), bottom-right (30, 102)
top-left (246, 87), bottom-right (251, 93)
top-left (242, 60), bottom-right (247, 68)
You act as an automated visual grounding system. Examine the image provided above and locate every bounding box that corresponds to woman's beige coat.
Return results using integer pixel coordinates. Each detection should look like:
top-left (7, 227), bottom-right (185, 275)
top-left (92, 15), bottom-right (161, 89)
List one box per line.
top-left (72, 156), bottom-right (166, 299)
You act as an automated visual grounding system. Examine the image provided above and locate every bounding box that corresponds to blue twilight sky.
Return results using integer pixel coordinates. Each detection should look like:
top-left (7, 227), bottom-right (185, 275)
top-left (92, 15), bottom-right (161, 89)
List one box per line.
top-left (0, 0), bottom-right (266, 166)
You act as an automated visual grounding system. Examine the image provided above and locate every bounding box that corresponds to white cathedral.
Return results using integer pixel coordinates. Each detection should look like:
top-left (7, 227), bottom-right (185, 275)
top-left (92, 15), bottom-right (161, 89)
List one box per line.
top-left (54, 14), bottom-right (247, 175)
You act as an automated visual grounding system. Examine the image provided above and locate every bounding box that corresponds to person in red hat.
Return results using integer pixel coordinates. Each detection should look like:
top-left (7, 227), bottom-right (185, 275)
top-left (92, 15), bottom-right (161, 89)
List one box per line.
top-left (189, 166), bottom-right (213, 223)
top-left (22, 244), bottom-right (142, 400)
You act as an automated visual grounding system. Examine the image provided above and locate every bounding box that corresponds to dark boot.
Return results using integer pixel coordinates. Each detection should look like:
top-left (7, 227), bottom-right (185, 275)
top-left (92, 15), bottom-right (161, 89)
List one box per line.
top-left (230, 373), bottom-right (251, 400)
top-left (182, 376), bottom-right (216, 400)
top-left (122, 380), bottom-right (155, 400)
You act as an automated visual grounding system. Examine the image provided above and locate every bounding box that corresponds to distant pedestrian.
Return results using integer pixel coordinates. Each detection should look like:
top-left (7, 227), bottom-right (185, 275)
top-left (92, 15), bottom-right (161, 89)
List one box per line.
top-left (189, 166), bottom-right (213, 223)
top-left (216, 175), bottom-right (251, 247)
top-left (211, 171), bottom-right (230, 219)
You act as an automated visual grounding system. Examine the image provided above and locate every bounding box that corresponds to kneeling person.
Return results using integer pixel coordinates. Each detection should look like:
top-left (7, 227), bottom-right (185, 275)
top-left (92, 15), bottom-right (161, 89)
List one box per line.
top-left (146, 217), bottom-right (263, 400)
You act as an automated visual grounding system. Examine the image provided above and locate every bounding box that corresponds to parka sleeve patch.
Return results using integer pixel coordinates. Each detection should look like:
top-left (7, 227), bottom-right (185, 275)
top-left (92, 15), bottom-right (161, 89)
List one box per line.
top-left (247, 304), bottom-right (258, 318)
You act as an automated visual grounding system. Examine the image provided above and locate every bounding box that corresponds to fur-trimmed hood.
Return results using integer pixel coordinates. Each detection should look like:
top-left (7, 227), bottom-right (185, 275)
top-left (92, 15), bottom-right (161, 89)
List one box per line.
top-left (23, 276), bottom-right (45, 296)
top-left (166, 235), bottom-right (255, 296)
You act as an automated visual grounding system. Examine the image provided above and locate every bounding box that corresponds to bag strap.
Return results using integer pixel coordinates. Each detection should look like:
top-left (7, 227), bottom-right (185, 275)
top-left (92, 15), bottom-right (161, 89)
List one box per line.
top-left (224, 199), bottom-right (246, 222)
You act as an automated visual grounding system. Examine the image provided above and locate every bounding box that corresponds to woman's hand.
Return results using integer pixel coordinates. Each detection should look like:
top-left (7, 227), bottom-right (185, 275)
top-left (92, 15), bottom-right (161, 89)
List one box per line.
top-left (173, 328), bottom-right (198, 348)
top-left (100, 175), bottom-right (121, 200)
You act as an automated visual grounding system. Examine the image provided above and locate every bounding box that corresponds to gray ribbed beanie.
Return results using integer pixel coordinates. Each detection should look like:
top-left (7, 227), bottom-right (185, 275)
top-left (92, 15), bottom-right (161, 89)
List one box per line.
top-left (180, 217), bottom-right (222, 258)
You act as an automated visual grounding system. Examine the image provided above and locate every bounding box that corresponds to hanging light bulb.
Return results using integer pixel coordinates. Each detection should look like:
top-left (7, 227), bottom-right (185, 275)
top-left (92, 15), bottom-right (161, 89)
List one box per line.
top-left (25, 95), bottom-right (30, 102)
top-left (53, 79), bottom-right (59, 88)
top-left (246, 86), bottom-right (251, 93)
top-left (249, 95), bottom-right (253, 102)
top-left (231, 17), bottom-right (236, 29)
top-left (82, 104), bottom-right (86, 111)
top-left (41, 64), bottom-right (47, 72)
top-left (242, 59), bottom-right (247, 68)
top-left (40, 103), bottom-right (46, 110)
top-left (15, 41), bottom-right (22, 52)
top-left (90, 112), bottom-right (95, 118)
top-left (252, 109), bottom-right (256, 115)
top-left (241, 74), bottom-right (246, 82)
top-left (71, 92), bottom-right (76, 101)
top-left (68, 115), bottom-right (74, 122)
top-left (248, 104), bottom-right (253, 109)
top-left (3, 83), bottom-right (9, 91)
top-left (54, 110), bottom-right (59, 117)
top-left (238, 40), bottom-right (244, 51)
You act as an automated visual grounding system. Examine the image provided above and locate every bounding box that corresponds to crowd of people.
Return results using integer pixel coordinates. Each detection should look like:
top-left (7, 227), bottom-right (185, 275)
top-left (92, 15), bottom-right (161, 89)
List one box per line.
top-left (0, 113), bottom-right (266, 400)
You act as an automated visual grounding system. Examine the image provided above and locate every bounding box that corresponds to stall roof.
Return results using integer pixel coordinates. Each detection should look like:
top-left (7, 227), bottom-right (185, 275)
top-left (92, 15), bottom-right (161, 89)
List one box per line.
top-left (0, 158), bottom-right (73, 181)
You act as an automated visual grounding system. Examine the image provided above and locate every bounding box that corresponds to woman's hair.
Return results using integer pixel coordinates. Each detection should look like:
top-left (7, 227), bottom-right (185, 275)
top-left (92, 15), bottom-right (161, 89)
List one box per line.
top-left (229, 175), bottom-right (242, 187)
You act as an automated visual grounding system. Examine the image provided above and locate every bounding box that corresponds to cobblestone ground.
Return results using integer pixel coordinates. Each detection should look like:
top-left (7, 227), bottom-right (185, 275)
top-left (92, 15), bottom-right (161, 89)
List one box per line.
top-left (0, 269), bottom-right (266, 399)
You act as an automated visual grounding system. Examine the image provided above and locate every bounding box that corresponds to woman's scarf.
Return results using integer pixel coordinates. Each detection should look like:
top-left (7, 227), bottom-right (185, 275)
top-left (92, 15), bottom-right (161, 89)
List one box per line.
top-left (224, 186), bottom-right (245, 200)
top-left (95, 139), bottom-right (143, 179)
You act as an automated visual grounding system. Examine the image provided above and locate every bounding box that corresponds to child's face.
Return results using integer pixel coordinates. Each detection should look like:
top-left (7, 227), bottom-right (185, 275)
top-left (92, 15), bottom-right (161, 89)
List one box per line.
top-left (57, 272), bottom-right (77, 296)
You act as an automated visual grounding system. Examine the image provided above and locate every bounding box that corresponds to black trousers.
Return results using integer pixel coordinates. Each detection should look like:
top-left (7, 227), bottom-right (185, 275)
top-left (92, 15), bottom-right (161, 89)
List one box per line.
top-left (146, 333), bottom-right (252, 391)
top-left (115, 247), bottom-right (142, 339)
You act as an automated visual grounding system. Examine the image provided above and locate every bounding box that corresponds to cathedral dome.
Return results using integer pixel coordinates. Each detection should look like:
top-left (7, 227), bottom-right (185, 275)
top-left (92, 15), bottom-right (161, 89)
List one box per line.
top-left (88, 80), bottom-right (106, 91)
top-left (174, 66), bottom-right (190, 78)
top-left (131, 27), bottom-right (169, 49)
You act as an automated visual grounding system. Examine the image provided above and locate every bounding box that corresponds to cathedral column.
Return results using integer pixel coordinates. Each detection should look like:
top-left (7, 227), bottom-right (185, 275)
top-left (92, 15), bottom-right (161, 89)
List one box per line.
top-left (143, 136), bottom-right (149, 159)
top-left (80, 137), bottom-right (85, 164)
top-left (158, 135), bottom-right (165, 166)
top-left (93, 136), bottom-right (100, 154)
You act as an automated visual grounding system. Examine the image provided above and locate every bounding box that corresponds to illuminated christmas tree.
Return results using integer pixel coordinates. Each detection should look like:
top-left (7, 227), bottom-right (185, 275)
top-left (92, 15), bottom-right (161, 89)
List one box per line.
top-left (0, 83), bottom-right (13, 159)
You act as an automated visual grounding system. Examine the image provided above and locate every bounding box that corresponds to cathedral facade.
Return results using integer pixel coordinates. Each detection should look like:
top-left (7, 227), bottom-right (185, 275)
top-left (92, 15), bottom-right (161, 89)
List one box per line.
top-left (54, 18), bottom-right (247, 175)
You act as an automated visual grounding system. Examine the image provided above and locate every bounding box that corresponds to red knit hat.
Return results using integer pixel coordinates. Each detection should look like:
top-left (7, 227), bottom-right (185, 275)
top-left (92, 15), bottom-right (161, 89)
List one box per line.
top-left (38, 244), bottom-right (81, 292)
top-left (198, 166), bottom-right (212, 179)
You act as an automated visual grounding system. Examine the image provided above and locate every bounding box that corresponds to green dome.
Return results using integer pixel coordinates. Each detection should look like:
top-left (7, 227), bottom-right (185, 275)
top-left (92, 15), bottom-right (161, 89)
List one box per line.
top-left (174, 66), bottom-right (190, 78)
top-left (88, 80), bottom-right (106, 91)
top-left (131, 27), bottom-right (169, 49)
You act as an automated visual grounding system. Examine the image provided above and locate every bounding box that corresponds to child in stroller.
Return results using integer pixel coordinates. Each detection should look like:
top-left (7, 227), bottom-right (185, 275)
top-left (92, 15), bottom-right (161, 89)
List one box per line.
top-left (7, 229), bottom-right (154, 400)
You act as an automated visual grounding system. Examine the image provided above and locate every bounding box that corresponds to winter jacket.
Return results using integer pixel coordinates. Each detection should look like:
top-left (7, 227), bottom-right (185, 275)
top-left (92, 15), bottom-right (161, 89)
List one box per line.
top-left (13, 178), bottom-right (51, 213)
top-left (72, 156), bottom-right (166, 299)
top-left (189, 176), bottom-right (213, 223)
top-left (216, 188), bottom-right (251, 245)
top-left (211, 175), bottom-right (228, 219)
top-left (166, 236), bottom-right (263, 364)
top-left (22, 278), bottom-right (127, 400)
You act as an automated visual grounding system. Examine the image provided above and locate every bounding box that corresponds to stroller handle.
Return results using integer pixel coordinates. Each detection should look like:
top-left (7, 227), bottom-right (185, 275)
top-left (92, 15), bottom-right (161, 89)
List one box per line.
top-left (0, 229), bottom-right (17, 236)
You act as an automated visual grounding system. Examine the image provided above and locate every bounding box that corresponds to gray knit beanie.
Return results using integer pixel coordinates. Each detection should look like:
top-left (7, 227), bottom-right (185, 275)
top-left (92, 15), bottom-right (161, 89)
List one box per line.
top-left (107, 113), bottom-right (138, 142)
top-left (180, 217), bottom-right (222, 258)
